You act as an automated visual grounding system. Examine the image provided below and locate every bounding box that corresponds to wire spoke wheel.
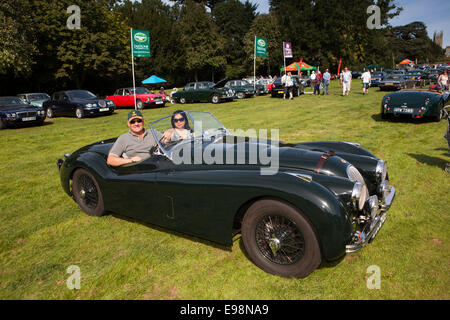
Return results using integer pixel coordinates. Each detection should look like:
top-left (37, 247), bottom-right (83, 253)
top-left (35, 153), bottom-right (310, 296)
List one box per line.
top-left (255, 215), bottom-right (305, 265)
top-left (72, 169), bottom-right (105, 216)
top-left (78, 174), bottom-right (99, 209)
top-left (242, 199), bottom-right (321, 278)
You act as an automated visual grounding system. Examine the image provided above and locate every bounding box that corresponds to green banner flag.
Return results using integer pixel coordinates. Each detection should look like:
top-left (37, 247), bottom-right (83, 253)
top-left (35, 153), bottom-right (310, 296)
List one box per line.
top-left (255, 37), bottom-right (267, 57)
top-left (132, 29), bottom-right (151, 57)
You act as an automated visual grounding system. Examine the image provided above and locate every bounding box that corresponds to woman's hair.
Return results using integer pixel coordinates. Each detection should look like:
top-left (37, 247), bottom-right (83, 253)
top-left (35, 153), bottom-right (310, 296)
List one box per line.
top-left (171, 110), bottom-right (190, 130)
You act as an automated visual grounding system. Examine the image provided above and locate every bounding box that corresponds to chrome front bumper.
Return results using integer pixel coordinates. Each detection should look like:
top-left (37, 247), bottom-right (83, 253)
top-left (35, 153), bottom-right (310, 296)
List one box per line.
top-left (346, 185), bottom-right (396, 253)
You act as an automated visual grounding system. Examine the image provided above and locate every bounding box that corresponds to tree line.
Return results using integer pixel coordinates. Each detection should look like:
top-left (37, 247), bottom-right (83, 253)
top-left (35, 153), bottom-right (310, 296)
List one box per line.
top-left (0, 0), bottom-right (445, 96)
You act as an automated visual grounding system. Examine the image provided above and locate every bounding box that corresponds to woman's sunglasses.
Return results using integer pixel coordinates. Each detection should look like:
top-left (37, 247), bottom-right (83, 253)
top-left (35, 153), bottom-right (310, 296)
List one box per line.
top-left (173, 117), bottom-right (185, 123)
top-left (130, 118), bottom-right (143, 124)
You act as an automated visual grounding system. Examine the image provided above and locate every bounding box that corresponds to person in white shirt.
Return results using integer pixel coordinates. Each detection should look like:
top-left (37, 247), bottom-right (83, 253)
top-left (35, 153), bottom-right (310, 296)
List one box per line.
top-left (361, 69), bottom-right (371, 95)
top-left (281, 72), bottom-right (294, 100)
top-left (340, 67), bottom-right (352, 96)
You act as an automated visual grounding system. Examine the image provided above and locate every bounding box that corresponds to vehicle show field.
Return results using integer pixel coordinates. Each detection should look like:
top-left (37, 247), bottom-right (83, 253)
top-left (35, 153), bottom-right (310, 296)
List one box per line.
top-left (0, 81), bottom-right (448, 299)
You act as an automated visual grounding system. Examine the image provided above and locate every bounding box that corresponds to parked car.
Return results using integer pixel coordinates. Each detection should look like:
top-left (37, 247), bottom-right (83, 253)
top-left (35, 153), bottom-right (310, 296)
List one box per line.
top-left (105, 87), bottom-right (167, 109)
top-left (425, 69), bottom-right (441, 82)
top-left (43, 90), bottom-right (115, 119)
top-left (381, 88), bottom-right (450, 121)
top-left (57, 110), bottom-right (395, 278)
top-left (385, 69), bottom-right (406, 76)
top-left (17, 93), bottom-right (50, 107)
top-left (404, 70), bottom-right (425, 86)
top-left (351, 71), bottom-right (362, 79)
top-left (224, 80), bottom-right (265, 98)
top-left (257, 78), bottom-right (274, 93)
top-left (172, 80), bottom-right (234, 104)
top-left (369, 71), bottom-right (386, 87)
top-left (0, 96), bottom-right (46, 129)
top-left (271, 77), bottom-right (304, 97)
top-left (378, 75), bottom-right (415, 91)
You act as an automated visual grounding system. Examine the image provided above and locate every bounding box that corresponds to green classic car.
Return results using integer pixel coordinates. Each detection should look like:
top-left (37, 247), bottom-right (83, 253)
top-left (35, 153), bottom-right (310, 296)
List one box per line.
top-left (224, 80), bottom-right (265, 98)
top-left (381, 89), bottom-right (450, 121)
top-left (172, 81), bottom-right (235, 104)
top-left (57, 111), bottom-right (395, 278)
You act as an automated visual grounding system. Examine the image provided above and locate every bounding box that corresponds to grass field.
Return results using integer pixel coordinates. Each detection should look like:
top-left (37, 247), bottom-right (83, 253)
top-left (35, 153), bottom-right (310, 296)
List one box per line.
top-left (0, 81), bottom-right (449, 300)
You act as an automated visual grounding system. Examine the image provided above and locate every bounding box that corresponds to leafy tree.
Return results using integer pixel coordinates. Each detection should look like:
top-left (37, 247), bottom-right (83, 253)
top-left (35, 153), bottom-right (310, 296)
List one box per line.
top-left (212, 0), bottom-right (258, 78)
top-left (0, 0), bottom-right (36, 75)
top-left (243, 14), bottom-right (282, 77)
top-left (176, 0), bottom-right (226, 82)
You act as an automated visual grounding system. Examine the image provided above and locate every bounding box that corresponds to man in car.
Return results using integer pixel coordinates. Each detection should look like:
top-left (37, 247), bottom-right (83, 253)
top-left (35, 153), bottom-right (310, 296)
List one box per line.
top-left (107, 110), bottom-right (157, 166)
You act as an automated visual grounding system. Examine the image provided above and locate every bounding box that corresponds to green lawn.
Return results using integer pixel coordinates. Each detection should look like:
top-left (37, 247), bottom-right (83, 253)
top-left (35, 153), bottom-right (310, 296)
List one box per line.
top-left (0, 81), bottom-right (449, 299)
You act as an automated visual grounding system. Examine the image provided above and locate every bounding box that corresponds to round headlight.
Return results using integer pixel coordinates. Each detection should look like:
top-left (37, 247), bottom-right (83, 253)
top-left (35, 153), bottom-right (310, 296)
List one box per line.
top-left (347, 165), bottom-right (365, 185)
top-left (86, 103), bottom-right (92, 108)
top-left (375, 160), bottom-right (387, 183)
top-left (352, 182), bottom-right (369, 211)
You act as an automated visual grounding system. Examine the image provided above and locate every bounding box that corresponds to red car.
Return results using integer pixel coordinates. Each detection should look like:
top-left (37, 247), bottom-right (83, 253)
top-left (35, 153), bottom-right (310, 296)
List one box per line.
top-left (106, 87), bottom-right (168, 109)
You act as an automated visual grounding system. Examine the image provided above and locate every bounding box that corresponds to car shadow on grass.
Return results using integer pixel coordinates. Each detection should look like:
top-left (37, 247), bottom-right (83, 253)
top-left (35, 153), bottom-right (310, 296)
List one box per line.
top-left (407, 153), bottom-right (449, 169)
top-left (371, 113), bottom-right (437, 123)
top-left (110, 213), bottom-right (232, 252)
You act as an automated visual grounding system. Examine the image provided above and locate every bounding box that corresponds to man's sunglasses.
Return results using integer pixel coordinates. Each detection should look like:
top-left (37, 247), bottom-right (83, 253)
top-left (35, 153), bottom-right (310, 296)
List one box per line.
top-left (130, 118), bottom-right (143, 124)
top-left (173, 118), bottom-right (185, 123)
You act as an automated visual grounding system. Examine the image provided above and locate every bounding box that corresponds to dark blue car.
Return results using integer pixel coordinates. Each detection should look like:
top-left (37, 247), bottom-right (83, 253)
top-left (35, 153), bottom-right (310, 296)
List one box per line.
top-left (370, 71), bottom-right (386, 87)
top-left (0, 96), bottom-right (46, 129)
top-left (43, 90), bottom-right (115, 119)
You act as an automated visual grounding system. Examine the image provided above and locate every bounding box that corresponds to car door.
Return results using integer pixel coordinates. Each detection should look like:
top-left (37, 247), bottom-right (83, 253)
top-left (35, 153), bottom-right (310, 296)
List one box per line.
top-left (105, 156), bottom-right (161, 223)
top-left (51, 92), bottom-right (65, 116)
top-left (113, 89), bottom-right (125, 107)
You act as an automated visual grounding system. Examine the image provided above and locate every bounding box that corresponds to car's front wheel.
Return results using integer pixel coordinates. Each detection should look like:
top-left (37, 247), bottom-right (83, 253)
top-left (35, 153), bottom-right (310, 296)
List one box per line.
top-left (237, 92), bottom-right (245, 99)
top-left (72, 168), bottom-right (105, 217)
top-left (75, 108), bottom-right (84, 119)
top-left (179, 97), bottom-right (186, 104)
top-left (136, 99), bottom-right (144, 110)
top-left (241, 199), bottom-right (321, 278)
top-left (434, 101), bottom-right (444, 122)
top-left (211, 94), bottom-right (220, 104)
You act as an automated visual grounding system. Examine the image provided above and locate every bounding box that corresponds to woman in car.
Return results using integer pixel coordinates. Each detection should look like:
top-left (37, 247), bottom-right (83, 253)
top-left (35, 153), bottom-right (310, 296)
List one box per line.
top-left (161, 110), bottom-right (192, 144)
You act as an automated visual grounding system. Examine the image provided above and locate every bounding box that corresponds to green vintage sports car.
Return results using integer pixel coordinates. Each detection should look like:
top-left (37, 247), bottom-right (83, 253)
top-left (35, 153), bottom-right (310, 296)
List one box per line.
top-left (57, 111), bottom-right (395, 278)
top-left (172, 80), bottom-right (235, 104)
top-left (381, 89), bottom-right (450, 122)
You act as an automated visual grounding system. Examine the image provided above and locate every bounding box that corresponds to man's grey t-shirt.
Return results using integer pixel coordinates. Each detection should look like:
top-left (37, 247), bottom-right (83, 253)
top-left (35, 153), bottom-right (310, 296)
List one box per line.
top-left (109, 129), bottom-right (157, 159)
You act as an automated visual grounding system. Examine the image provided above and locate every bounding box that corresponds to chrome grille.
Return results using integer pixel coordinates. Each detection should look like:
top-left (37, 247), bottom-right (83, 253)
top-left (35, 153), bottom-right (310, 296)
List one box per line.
top-left (18, 112), bottom-right (37, 118)
top-left (99, 100), bottom-right (106, 108)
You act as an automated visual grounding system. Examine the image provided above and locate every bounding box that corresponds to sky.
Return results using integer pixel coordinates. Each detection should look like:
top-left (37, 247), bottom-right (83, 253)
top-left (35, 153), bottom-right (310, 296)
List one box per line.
top-left (251, 0), bottom-right (449, 47)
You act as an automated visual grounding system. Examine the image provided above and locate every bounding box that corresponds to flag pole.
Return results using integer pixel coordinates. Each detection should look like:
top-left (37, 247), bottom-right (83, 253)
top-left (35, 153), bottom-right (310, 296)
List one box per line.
top-left (254, 36), bottom-right (256, 92)
top-left (131, 28), bottom-right (137, 110)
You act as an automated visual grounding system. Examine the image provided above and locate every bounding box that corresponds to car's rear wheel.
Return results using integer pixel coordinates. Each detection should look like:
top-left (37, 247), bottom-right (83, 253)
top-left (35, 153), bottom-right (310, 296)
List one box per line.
top-left (72, 169), bottom-right (105, 217)
top-left (179, 97), bottom-right (186, 104)
top-left (241, 199), bottom-right (321, 278)
top-left (434, 101), bottom-right (444, 122)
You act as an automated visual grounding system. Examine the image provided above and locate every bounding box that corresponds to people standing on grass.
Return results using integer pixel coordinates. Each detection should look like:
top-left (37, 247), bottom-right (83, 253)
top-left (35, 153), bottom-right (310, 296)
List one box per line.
top-left (340, 67), bottom-right (352, 96)
top-left (322, 69), bottom-right (331, 95)
top-left (438, 69), bottom-right (449, 90)
top-left (361, 69), bottom-right (371, 95)
top-left (281, 71), bottom-right (294, 100)
top-left (310, 71), bottom-right (316, 91)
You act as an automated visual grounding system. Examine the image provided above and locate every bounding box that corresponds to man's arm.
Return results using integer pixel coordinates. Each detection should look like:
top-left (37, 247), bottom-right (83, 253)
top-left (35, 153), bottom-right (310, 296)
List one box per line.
top-left (107, 154), bottom-right (140, 167)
